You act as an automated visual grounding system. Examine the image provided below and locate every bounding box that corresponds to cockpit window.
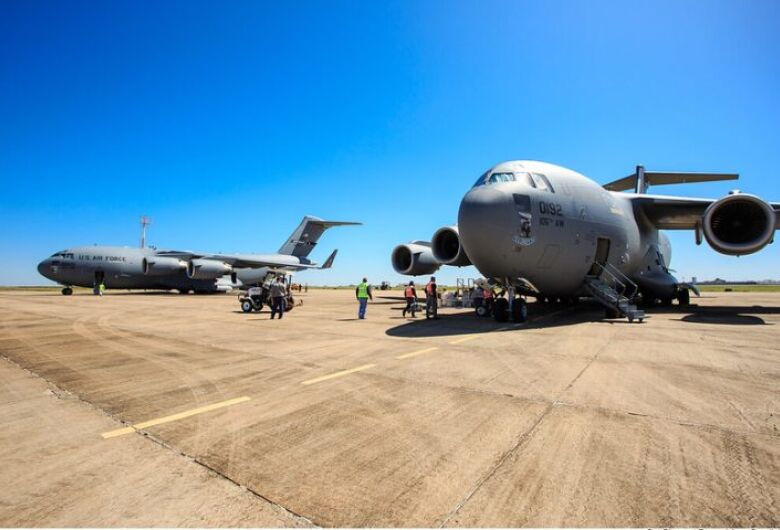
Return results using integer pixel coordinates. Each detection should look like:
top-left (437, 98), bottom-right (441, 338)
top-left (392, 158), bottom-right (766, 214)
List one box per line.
top-left (472, 170), bottom-right (491, 187)
top-left (531, 173), bottom-right (555, 193)
top-left (51, 251), bottom-right (74, 259)
top-left (515, 172), bottom-right (535, 188)
top-left (488, 172), bottom-right (515, 184)
top-left (473, 170), bottom-right (542, 188)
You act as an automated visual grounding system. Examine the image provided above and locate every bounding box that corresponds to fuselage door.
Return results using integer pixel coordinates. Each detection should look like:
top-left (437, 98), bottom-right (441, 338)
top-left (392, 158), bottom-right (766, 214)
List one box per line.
top-left (588, 237), bottom-right (611, 276)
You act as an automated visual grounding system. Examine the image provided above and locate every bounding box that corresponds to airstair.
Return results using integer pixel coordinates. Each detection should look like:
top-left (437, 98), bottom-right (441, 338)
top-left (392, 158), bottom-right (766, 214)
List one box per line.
top-left (584, 263), bottom-right (646, 323)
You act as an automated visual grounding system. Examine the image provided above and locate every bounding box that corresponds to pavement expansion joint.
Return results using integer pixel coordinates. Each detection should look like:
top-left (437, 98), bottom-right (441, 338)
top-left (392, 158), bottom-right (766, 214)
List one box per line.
top-left (439, 332), bottom-right (609, 526)
top-left (438, 400), bottom-right (557, 527)
top-left (0, 353), bottom-right (317, 527)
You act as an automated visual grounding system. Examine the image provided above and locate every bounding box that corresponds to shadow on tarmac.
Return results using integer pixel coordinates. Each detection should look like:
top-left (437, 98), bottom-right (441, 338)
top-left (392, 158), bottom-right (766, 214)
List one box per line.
top-left (384, 303), bottom-right (587, 338)
top-left (651, 302), bottom-right (778, 325)
top-left (385, 301), bottom-right (778, 337)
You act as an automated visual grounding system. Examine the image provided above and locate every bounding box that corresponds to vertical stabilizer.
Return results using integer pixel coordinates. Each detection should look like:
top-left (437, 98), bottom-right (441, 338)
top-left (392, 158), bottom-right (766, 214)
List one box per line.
top-left (278, 216), bottom-right (361, 258)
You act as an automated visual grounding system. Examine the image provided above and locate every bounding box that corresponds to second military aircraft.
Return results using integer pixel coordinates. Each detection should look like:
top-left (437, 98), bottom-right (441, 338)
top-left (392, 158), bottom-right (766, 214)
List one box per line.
top-left (39, 216), bottom-right (359, 294)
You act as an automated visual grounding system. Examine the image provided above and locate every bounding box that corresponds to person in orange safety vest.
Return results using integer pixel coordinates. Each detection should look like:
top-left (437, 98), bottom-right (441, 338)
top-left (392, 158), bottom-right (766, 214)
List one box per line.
top-left (402, 281), bottom-right (418, 318)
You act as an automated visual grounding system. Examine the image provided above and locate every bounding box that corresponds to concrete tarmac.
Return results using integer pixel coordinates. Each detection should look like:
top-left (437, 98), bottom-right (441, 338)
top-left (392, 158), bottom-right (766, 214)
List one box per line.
top-left (0, 288), bottom-right (777, 527)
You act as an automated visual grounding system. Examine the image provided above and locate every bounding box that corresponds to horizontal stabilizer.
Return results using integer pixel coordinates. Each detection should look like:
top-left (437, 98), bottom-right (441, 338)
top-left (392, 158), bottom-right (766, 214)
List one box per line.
top-left (604, 166), bottom-right (738, 193)
top-left (320, 249), bottom-right (337, 269)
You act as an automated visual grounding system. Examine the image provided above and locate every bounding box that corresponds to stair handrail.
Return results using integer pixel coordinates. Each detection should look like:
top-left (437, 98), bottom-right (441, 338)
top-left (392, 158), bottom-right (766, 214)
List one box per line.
top-left (603, 262), bottom-right (639, 300)
top-left (588, 262), bottom-right (629, 298)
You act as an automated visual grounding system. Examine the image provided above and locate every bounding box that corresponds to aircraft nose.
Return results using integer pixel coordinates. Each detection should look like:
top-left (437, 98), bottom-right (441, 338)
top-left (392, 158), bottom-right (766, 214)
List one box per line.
top-left (37, 258), bottom-right (51, 278)
top-left (457, 186), bottom-right (514, 266)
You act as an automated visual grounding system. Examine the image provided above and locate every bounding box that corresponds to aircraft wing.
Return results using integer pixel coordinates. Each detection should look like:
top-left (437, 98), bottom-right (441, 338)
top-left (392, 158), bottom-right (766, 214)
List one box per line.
top-left (629, 194), bottom-right (780, 229)
top-left (154, 250), bottom-right (328, 269)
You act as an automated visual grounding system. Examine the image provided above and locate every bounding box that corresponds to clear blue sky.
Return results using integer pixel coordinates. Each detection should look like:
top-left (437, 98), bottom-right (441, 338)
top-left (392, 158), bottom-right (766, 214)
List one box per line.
top-left (2, 0), bottom-right (779, 286)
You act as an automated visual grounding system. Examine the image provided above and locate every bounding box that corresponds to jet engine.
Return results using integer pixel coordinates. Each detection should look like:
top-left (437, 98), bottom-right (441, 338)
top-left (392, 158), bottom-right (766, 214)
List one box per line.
top-left (142, 257), bottom-right (187, 276)
top-left (391, 242), bottom-right (440, 276)
top-left (702, 194), bottom-right (776, 256)
top-left (431, 225), bottom-right (472, 267)
top-left (186, 259), bottom-right (233, 280)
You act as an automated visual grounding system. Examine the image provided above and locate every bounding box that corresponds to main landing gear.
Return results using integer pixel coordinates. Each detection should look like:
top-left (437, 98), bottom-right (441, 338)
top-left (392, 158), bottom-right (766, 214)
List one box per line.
top-left (677, 288), bottom-right (690, 306)
top-left (61, 287), bottom-right (73, 296)
top-left (492, 284), bottom-right (527, 323)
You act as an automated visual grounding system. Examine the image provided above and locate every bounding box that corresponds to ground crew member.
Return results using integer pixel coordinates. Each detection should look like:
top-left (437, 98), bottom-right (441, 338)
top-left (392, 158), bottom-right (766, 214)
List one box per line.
top-left (425, 276), bottom-right (438, 319)
top-left (269, 276), bottom-right (287, 319)
top-left (483, 286), bottom-right (494, 312)
top-left (98, 282), bottom-right (105, 296)
top-left (355, 278), bottom-right (373, 319)
top-left (402, 281), bottom-right (417, 318)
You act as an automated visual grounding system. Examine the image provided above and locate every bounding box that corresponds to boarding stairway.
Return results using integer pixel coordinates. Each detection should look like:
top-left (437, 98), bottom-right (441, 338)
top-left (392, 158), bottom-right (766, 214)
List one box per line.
top-left (584, 263), bottom-right (645, 323)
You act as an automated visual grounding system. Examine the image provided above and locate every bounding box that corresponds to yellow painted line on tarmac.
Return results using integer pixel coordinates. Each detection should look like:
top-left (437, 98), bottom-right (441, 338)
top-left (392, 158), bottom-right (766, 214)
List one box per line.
top-left (396, 346), bottom-right (439, 360)
top-left (449, 335), bottom-right (479, 345)
top-left (301, 363), bottom-right (376, 386)
top-left (101, 396), bottom-right (251, 439)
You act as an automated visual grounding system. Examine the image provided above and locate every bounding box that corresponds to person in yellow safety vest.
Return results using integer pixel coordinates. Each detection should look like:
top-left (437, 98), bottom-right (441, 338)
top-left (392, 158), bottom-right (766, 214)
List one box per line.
top-left (98, 282), bottom-right (105, 296)
top-left (355, 278), bottom-right (373, 319)
top-left (402, 281), bottom-right (418, 318)
top-left (425, 276), bottom-right (438, 319)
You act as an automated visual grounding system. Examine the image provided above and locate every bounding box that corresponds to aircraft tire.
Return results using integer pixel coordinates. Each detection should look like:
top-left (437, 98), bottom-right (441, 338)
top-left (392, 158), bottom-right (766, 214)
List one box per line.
top-left (661, 297), bottom-right (673, 307)
top-left (285, 296), bottom-right (295, 312)
top-left (61, 287), bottom-right (73, 296)
top-left (511, 299), bottom-right (528, 322)
top-left (475, 304), bottom-right (489, 317)
top-left (493, 298), bottom-right (509, 322)
top-left (677, 289), bottom-right (690, 306)
top-left (178, 289), bottom-right (191, 294)
top-left (241, 300), bottom-right (253, 313)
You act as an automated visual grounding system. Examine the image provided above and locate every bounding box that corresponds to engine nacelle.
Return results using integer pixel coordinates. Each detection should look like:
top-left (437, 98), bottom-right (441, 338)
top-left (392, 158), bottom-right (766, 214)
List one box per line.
top-left (431, 225), bottom-right (472, 267)
top-left (702, 194), bottom-right (776, 256)
top-left (186, 259), bottom-right (233, 280)
top-left (142, 257), bottom-right (187, 276)
top-left (391, 242), bottom-right (441, 276)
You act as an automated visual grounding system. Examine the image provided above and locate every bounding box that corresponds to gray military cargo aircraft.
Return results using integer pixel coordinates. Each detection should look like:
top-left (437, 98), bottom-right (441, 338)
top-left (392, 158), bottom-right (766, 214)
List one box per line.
top-left (392, 160), bottom-right (780, 323)
top-left (39, 216), bottom-right (359, 294)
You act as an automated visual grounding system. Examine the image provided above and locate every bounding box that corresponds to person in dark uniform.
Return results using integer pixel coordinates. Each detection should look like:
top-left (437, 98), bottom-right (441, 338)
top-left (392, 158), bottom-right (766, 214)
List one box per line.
top-left (425, 276), bottom-right (438, 319)
top-left (269, 276), bottom-right (288, 319)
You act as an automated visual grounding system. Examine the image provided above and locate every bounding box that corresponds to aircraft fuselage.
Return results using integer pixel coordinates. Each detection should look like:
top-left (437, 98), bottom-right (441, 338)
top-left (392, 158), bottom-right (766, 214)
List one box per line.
top-left (457, 161), bottom-right (676, 298)
top-left (38, 246), bottom-right (284, 293)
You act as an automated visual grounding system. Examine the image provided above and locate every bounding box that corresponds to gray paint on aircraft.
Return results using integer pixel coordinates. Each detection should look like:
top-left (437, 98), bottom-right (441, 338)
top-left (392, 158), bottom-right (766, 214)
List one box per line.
top-left (393, 160), bottom-right (779, 302)
top-left (38, 216), bottom-right (360, 293)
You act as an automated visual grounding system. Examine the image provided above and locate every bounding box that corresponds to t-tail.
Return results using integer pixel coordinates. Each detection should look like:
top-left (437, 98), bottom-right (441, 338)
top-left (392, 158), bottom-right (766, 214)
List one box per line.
top-left (278, 216), bottom-right (361, 258)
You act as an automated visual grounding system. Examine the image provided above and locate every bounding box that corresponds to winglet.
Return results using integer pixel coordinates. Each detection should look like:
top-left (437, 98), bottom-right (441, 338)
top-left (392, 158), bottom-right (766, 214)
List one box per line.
top-left (320, 249), bottom-right (338, 269)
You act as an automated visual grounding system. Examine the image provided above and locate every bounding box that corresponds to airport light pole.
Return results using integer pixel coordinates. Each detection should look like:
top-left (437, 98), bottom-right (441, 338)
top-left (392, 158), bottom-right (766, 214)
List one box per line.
top-left (140, 215), bottom-right (151, 249)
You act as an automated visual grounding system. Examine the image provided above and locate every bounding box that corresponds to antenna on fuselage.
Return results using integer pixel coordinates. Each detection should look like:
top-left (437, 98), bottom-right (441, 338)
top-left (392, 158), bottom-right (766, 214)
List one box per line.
top-left (140, 215), bottom-right (151, 249)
